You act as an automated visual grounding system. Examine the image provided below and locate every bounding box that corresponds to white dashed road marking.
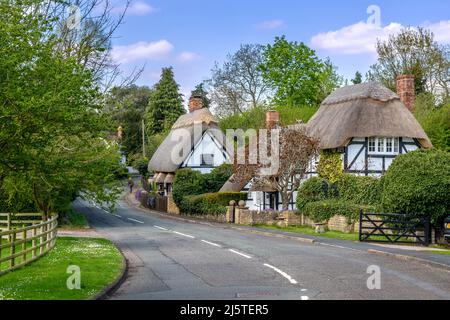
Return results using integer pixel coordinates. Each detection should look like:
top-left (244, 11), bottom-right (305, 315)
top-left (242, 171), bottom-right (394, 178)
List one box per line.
top-left (263, 263), bottom-right (298, 285)
top-left (173, 231), bottom-right (195, 239)
top-left (201, 240), bottom-right (222, 248)
top-left (127, 218), bottom-right (144, 224)
top-left (113, 214), bottom-right (122, 218)
top-left (154, 225), bottom-right (169, 231)
top-left (301, 296), bottom-right (310, 300)
top-left (229, 249), bottom-right (252, 259)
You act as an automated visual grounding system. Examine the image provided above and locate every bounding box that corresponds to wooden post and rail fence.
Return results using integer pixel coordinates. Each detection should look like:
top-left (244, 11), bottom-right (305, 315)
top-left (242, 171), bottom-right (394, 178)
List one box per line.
top-left (0, 213), bottom-right (58, 276)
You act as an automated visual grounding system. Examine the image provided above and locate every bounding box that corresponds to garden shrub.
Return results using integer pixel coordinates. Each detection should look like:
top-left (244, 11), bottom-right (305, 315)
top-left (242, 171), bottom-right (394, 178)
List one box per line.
top-left (172, 166), bottom-right (234, 210)
top-left (204, 164), bottom-right (233, 192)
top-left (303, 199), bottom-right (376, 224)
top-left (172, 169), bottom-right (207, 208)
top-left (296, 177), bottom-right (337, 210)
top-left (381, 149), bottom-right (450, 225)
top-left (181, 192), bottom-right (247, 216)
top-left (337, 174), bottom-right (382, 206)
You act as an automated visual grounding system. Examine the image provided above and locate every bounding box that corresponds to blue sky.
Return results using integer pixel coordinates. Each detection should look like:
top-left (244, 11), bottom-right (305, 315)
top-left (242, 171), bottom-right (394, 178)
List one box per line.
top-left (109, 0), bottom-right (450, 101)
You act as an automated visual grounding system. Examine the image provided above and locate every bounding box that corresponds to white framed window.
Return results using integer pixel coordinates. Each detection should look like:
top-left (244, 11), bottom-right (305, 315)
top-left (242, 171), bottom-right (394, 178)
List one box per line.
top-left (368, 137), bottom-right (400, 155)
top-left (368, 137), bottom-right (376, 152)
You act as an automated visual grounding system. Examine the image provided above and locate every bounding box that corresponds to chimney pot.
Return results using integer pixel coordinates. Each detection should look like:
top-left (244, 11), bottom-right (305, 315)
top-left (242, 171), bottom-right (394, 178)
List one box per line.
top-left (189, 96), bottom-right (203, 113)
top-left (396, 74), bottom-right (415, 112)
top-left (266, 110), bottom-right (280, 129)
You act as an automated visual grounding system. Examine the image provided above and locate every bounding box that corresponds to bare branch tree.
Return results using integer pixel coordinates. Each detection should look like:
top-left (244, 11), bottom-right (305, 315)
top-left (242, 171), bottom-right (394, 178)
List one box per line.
top-left (231, 126), bottom-right (319, 211)
top-left (208, 44), bottom-right (271, 116)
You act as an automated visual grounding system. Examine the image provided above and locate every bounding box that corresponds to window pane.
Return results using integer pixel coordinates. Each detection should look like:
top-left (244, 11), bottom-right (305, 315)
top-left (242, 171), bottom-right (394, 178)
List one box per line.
top-left (394, 138), bottom-right (399, 153)
top-left (386, 138), bottom-right (393, 153)
top-left (368, 138), bottom-right (376, 152)
top-left (201, 154), bottom-right (214, 166)
top-left (377, 138), bottom-right (384, 153)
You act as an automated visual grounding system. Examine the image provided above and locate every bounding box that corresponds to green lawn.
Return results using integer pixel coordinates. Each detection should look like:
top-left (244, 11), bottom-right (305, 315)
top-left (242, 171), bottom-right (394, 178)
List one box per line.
top-left (255, 224), bottom-right (360, 242)
top-left (0, 237), bottom-right (123, 300)
top-left (424, 250), bottom-right (450, 256)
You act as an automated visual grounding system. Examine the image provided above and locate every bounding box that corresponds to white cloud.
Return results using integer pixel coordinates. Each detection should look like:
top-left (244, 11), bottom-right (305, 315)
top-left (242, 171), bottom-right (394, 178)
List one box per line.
top-left (310, 20), bottom-right (450, 55)
top-left (310, 21), bottom-right (402, 55)
top-left (111, 40), bottom-right (174, 64)
top-left (424, 20), bottom-right (450, 44)
top-left (178, 51), bottom-right (201, 62)
top-left (256, 19), bottom-right (285, 30)
top-left (112, 1), bottom-right (155, 16)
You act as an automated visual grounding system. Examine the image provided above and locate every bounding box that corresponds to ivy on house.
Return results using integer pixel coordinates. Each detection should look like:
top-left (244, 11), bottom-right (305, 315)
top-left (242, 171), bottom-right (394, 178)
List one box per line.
top-left (317, 150), bottom-right (343, 184)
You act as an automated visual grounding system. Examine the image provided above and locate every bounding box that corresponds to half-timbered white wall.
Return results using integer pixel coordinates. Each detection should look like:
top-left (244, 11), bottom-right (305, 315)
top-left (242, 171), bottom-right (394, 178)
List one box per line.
top-left (181, 130), bottom-right (229, 174)
top-left (245, 136), bottom-right (420, 211)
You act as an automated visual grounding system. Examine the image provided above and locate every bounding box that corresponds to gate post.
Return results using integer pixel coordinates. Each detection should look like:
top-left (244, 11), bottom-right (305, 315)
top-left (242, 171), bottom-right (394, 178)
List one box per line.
top-left (424, 217), bottom-right (431, 246)
top-left (226, 201), bottom-right (236, 223)
top-left (358, 209), bottom-right (363, 242)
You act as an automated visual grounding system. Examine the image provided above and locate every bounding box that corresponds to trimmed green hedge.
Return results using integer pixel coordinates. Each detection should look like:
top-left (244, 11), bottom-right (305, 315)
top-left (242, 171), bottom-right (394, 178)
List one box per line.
top-left (181, 192), bottom-right (247, 216)
top-left (381, 149), bottom-right (450, 225)
top-left (296, 177), bottom-right (337, 210)
top-left (172, 165), bottom-right (233, 210)
top-left (304, 199), bottom-right (376, 224)
top-left (337, 174), bottom-right (382, 206)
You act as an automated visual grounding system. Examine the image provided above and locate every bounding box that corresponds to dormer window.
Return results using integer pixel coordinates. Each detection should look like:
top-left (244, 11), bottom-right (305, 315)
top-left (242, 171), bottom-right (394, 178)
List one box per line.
top-left (368, 137), bottom-right (399, 155)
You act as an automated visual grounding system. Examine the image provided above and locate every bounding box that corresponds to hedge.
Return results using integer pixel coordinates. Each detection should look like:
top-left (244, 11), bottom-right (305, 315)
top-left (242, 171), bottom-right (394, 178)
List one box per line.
top-left (180, 192), bottom-right (247, 216)
top-left (381, 149), bottom-right (450, 225)
top-left (296, 177), bottom-right (337, 210)
top-left (172, 165), bottom-right (233, 209)
top-left (303, 199), bottom-right (376, 224)
top-left (337, 174), bottom-right (382, 206)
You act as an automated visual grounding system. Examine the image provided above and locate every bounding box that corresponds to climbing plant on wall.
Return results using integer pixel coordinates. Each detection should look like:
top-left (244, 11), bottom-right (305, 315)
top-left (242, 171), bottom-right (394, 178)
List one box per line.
top-left (317, 151), bottom-right (343, 184)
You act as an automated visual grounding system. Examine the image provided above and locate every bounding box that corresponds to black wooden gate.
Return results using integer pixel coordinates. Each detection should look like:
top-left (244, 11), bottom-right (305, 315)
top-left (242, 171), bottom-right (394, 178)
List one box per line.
top-left (359, 211), bottom-right (431, 245)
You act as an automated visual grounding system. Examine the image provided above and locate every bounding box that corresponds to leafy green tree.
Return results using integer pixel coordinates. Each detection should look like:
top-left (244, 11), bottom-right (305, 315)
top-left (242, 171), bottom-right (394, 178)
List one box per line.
top-left (351, 71), bottom-right (363, 85)
top-left (0, 1), bottom-right (122, 216)
top-left (106, 85), bottom-right (153, 157)
top-left (414, 93), bottom-right (450, 152)
top-left (145, 67), bottom-right (185, 134)
top-left (260, 36), bottom-right (341, 107)
top-left (191, 83), bottom-right (211, 108)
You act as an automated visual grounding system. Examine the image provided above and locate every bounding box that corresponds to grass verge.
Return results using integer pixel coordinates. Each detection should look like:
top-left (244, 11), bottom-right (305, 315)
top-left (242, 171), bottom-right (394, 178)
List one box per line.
top-left (0, 237), bottom-right (123, 300)
top-left (254, 224), bottom-right (359, 242)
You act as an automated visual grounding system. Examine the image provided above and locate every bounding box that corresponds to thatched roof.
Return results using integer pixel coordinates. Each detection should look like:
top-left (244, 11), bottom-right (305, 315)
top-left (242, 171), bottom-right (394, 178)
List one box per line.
top-left (148, 108), bottom-right (229, 174)
top-left (307, 82), bottom-right (432, 149)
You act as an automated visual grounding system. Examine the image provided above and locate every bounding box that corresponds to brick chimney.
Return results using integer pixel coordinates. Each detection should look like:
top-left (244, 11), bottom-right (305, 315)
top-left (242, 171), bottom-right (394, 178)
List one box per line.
top-left (189, 95), bottom-right (203, 113)
top-left (396, 74), bottom-right (415, 112)
top-left (266, 110), bottom-right (280, 129)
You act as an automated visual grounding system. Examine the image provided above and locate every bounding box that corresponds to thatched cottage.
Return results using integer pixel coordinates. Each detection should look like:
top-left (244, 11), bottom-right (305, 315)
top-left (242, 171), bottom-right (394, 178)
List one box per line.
top-left (148, 95), bottom-right (231, 196)
top-left (222, 75), bottom-right (432, 211)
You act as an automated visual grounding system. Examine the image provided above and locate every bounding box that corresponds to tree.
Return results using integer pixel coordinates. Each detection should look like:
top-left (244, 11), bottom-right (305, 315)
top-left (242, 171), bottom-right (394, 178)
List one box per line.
top-left (35, 0), bottom-right (141, 89)
top-left (351, 71), bottom-right (363, 85)
top-left (145, 67), bottom-right (185, 135)
top-left (260, 36), bottom-right (341, 107)
top-left (414, 93), bottom-right (450, 152)
top-left (106, 85), bottom-right (153, 157)
top-left (367, 27), bottom-right (450, 100)
top-left (231, 127), bottom-right (319, 210)
top-left (191, 83), bottom-right (210, 108)
top-left (209, 44), bottom-right (270, 116)
top-left (0, 1), bottom-right (122, 216)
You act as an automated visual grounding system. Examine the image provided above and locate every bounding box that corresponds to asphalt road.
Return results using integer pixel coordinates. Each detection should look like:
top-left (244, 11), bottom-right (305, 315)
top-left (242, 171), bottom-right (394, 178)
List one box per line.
top-left (73, 198), bottom-right (450, 300)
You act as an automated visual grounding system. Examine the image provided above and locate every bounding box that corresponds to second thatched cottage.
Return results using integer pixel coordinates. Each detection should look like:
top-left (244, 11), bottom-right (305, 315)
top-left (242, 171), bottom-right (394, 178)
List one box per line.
top-left (221, 75), bottom-right (432, 211)
top-left (148, 95), bottom-right (231, 196)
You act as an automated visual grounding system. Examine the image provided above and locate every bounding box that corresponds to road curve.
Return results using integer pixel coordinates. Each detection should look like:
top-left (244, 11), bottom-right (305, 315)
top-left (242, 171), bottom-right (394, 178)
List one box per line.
top-left (73, 198), bottom-right (450, 300)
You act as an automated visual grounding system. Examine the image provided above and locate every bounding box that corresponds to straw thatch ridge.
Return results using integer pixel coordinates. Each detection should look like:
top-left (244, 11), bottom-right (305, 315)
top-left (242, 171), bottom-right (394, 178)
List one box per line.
top-left (148, 108), bottom-right (229, 174)
top-left (307, 82), bottom-right (432, 150)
